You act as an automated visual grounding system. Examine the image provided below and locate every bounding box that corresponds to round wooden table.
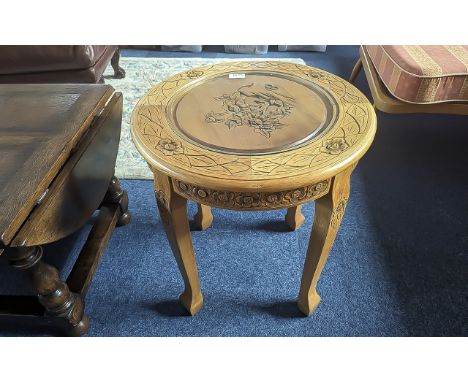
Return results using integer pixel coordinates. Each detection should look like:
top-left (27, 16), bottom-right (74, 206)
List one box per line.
top-left (131, 61), bottom-right (376, 316)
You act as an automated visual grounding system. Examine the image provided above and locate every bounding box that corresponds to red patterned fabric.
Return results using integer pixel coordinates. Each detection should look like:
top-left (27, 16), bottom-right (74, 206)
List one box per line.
top-left (365, 45), bottom-right (468, 104)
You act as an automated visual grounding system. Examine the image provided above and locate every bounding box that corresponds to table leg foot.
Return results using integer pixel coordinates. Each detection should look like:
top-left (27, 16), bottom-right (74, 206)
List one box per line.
top-left (180, 291), bottom-right (204, 316)
top-left (194, 204), bottom-right (213, 230)
top-left (297, 166), bottom-right (353, 316)
top-left (297, 292), bottom-right (321, 316)
top-left (285, 205), bottom-right (305, 230)
top-left (111, 48), bottom-right (126, 79)
top-left (65, 308), bottom-right (90, 337)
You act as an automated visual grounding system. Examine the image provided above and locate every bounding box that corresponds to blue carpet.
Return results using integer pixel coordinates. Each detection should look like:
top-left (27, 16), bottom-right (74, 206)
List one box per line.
top-left (0, 46), bottom-right (467, 336)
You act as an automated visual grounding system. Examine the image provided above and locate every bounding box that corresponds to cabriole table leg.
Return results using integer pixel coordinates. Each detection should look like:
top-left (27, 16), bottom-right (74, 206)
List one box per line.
top-left (194, 204), bottom-right (213, 230)
top-left (285, 205), bottom-right (305, 230)
top-left (153, 171), bottom-right (204, 315)
top-left (297, 166), bottom-right (353, 316)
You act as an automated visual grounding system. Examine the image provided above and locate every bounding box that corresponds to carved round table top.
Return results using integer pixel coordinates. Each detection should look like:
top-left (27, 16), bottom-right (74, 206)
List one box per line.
top-left (131, 61), bottom-right (376, 192)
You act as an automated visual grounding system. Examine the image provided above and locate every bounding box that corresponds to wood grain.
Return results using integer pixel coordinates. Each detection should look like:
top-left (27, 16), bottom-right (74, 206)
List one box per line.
top-left (0, 85), bottom-right (130, 335)
top-left (12, 93), bottom-right (123, 247)
top-left (0, 84), bottom-right (114, 246)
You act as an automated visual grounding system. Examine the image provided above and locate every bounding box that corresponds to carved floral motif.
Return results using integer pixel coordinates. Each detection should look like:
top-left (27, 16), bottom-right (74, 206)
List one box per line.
top-left (156, 139), bottom-right (183, 156)
top-left (174, 179), bottom-right (330, 210)
top-left (321, 137), bottom-right (349, 155)
top-left (331, 196), bottom-right (348, 228)
top-left (186, 70), bottom-right (204, 79)
top-left (154, 189), bottom-right (169, 210)
top-left (307, 71), bottom-right (324, 79)
top-left (205, 83), bottom-right (295, 138)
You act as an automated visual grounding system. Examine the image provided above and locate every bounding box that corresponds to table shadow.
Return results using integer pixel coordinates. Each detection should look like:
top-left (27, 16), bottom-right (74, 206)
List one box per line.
top-left (255, 220), bottom-right (293, 233)
top-left (254, 300), bottom-right (305, 319)
top-left (142, 300), bottom-right (190, 317)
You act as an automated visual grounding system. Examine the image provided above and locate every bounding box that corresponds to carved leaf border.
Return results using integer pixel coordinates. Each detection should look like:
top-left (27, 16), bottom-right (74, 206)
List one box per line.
top-left (133, 61), bottom-right (374, 179)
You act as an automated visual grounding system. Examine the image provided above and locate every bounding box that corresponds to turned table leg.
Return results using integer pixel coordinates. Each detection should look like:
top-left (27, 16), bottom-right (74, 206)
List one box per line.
top-left (285, 205), bottom-right (305, 230)
top-left (104, 175), bottom-right (132, 227)
top-left (111, 47), bottom-right (126, 79)
top-left (8, 246), bottom-right (89, 336)
top-left (194, 204), bottom-right (213, 230)
top-left (153, 171), bottom-right (203, 315)
top-left (297, 166), bottom-right (352, 316)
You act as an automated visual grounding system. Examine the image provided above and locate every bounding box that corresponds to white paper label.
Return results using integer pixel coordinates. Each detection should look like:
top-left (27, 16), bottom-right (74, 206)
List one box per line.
top-left (229, 73), bottom-right (246, 79)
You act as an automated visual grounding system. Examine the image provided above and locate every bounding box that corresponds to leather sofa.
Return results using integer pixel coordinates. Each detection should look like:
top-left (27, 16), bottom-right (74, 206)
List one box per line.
top-left (0, 45), bottom-right (125, 83)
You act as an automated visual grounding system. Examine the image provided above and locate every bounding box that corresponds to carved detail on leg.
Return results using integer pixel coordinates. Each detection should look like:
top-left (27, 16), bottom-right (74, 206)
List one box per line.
top-left (285, 205), bottom-right (305, 230)
top-left (8, 246), bottom-right (89, 336)
top-left (349, 58), bottom-right (362, 83)
top-left (111, 48), bottom-right (126, 79)
top-left (104, 176), bottom-right (131, 226)
top-left (194, 204), bottom-right (213, 230)
top-left (297, 166), bottom-right (353, 316)
top-left (153, 170), bottom-right (203, 315)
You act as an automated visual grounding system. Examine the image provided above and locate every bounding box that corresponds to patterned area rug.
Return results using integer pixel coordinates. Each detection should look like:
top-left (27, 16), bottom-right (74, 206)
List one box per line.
top-left (103, 57), bottom-right (306, 179)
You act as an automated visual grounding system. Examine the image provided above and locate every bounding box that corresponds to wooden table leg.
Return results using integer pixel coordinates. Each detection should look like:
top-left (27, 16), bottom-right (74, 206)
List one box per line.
top-left (285, 205), bottom-right (305, 230)
top-left (194, 204), bottom-right (213, 230)
top-left (111, 47), bottom-right (126, 79)
top-left (153, 172), bottom-right (203, 315)
top-left (104, 175), bottom-right (132, 227)
top-left (297, 166), bottom-right (352, 316)
top-left (8, 246), bottom-right (89, 336)
top-left (349, 58), bottom-right (362, 83)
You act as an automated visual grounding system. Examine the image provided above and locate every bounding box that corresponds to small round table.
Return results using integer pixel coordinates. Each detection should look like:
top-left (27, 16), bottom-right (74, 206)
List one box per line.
top-left (131, 61), bottom-right (376, 316)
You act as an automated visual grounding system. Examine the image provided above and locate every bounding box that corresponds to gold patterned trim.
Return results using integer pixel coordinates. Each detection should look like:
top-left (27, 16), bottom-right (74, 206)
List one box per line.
top-left (444, 46), bottom-right (468, 72)
top-left (388, 64), bottom-right (401, 94)
top-left (173, 179), bottom-right (330, 210)
top-left (415, 77), bottom-right (441, 103)
top-left (402, 46), bottom-right (442, 103)
top-left (459, 77), bottom-right (468, 99)
top-left (396, 46), bottom-right (442, 76)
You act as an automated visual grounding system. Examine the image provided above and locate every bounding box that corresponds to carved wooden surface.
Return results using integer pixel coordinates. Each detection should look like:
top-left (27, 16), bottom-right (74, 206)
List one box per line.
top-left (132, 62), bottom-right (377, 316)
top-left (131, 61), bottom-right (377, 192)
top-left (205, 82), bottom-right (295, 138)
top-left (172, 178), bottom-right (330, 210)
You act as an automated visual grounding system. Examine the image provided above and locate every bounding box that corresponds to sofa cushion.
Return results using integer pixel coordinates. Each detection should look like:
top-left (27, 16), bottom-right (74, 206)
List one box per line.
top-left (0, 46), bottom-right (112, 75)
top-left (365, 45), bottom-right (468, 104)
